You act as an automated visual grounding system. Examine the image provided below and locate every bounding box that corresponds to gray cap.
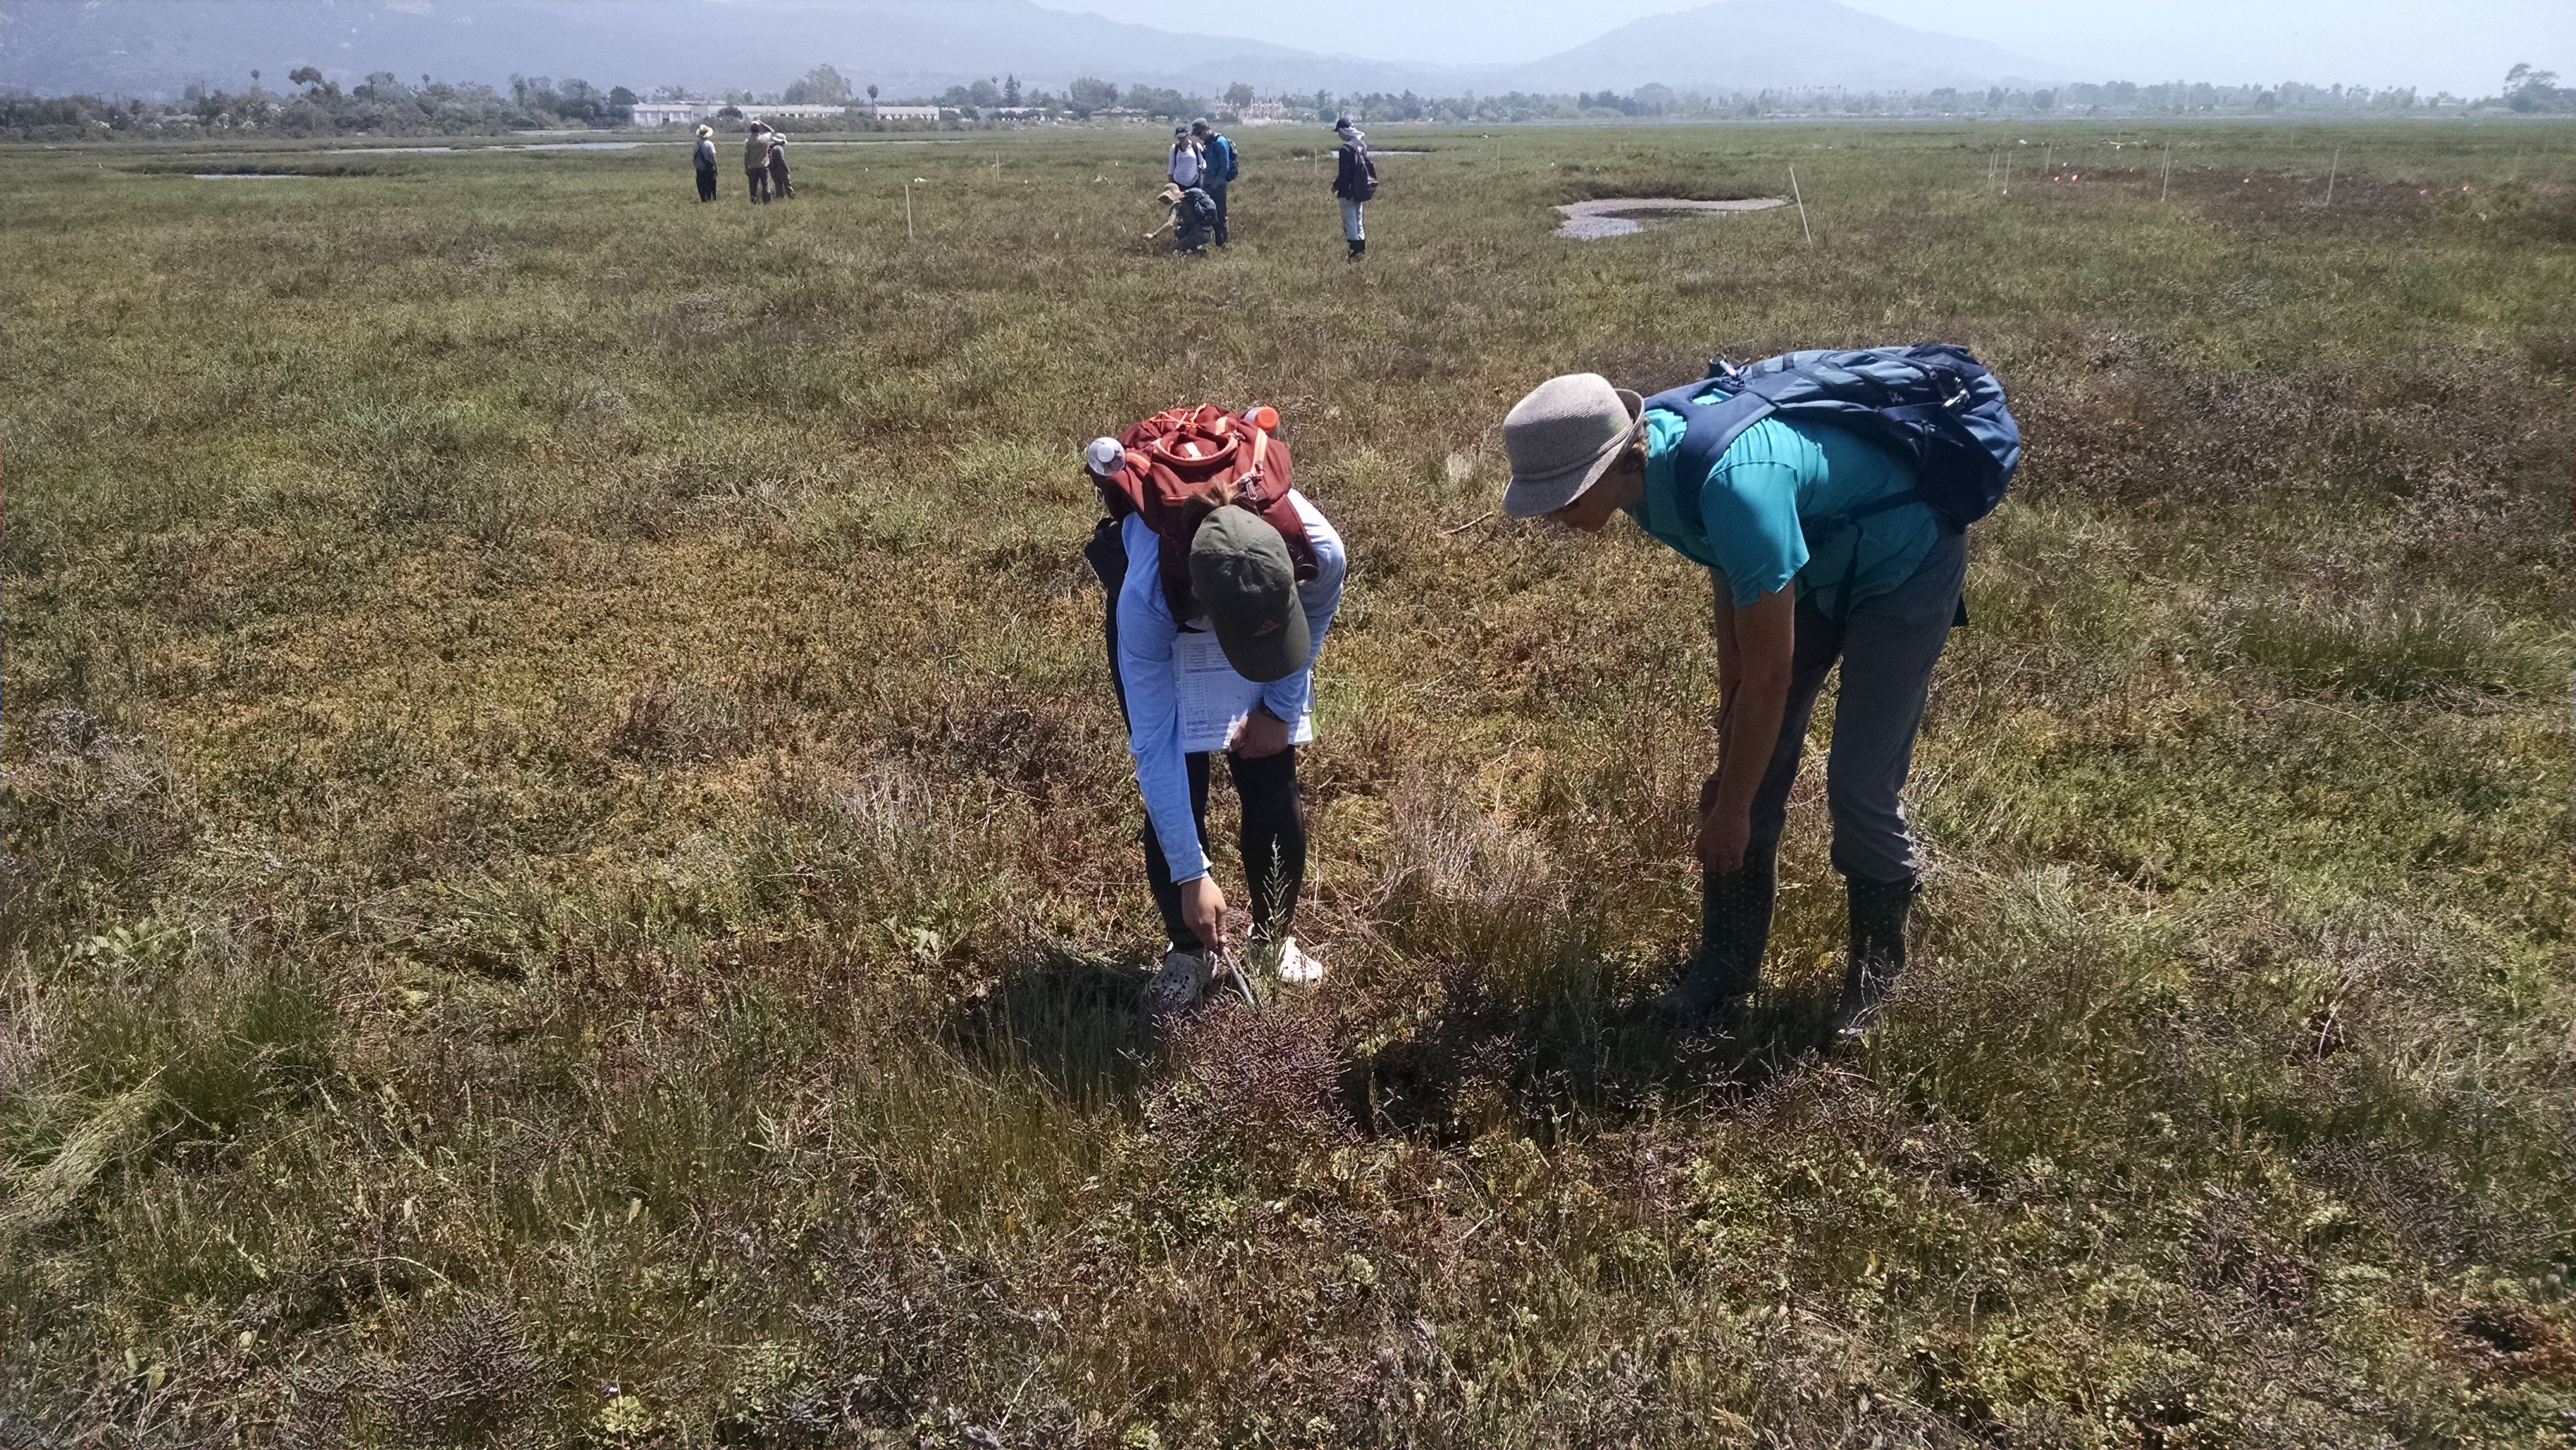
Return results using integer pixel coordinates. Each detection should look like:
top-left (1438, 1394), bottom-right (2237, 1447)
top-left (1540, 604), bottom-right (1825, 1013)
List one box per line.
top-left (1188, 506), bottom-right (1311, 683)
top-left (1499, 373), bottom-right (1644, 518)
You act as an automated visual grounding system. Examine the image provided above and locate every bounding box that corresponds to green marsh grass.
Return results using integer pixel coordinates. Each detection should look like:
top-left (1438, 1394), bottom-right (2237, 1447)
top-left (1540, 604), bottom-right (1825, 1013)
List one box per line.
top-left (3, 120), bottom-right (2572, 1446)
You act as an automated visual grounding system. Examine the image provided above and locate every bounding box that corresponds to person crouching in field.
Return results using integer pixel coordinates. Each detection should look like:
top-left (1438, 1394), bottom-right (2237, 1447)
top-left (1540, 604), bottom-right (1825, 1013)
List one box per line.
top-left (1081, 411), bottom-right (1346, 1017)
top-left (1148, 182), bottom-right (1219, 256)
top-left (692, 124), bottom-right (719, 202)
top-left (766, 129), bottom-right (794, 200)
top-left (743, 122), bottom-right (773, 203)
top-left (1499, 357), bottom-right (2012, 1040)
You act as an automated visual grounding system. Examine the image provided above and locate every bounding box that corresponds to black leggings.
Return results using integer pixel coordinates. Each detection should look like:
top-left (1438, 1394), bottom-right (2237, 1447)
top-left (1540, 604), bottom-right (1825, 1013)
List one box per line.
top-left (695, 168), bottom-right (717, 202)
top-left (1086, 519), bottom-right (1309, 955)
top-left (1144, 748), bottom-right (1307, 955)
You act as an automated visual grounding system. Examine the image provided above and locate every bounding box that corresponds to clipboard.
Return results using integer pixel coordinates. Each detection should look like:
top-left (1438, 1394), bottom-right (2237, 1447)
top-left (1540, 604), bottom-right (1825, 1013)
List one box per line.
top-left (1173, 628), bottom-right (1315, 754)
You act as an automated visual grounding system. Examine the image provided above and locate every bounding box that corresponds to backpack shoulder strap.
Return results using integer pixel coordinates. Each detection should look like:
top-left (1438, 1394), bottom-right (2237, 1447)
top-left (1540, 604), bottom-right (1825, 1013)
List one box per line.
top-left (1234, 426), bottom-right (1318, 583)
top-left (1639, 376), bottom-right (1773, 531)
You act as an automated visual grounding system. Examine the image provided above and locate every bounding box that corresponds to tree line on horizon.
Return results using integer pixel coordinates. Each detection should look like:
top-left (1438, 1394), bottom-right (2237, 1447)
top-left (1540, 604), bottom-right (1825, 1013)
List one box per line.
top-left (0, 69), bottom-right (637, 141)
top-left (4, 60), bottom-right (2568, 142)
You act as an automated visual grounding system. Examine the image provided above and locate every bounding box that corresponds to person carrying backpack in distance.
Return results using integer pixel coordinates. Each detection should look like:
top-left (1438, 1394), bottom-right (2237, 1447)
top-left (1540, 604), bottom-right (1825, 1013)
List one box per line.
top-left (766, 128), bottom-right (795, 200)
top-left (1168, 124), bottom-right (1205, 190)
top-left (742, 122), bottom-right (772, 203)
top-left (1497, 348), bottom-right (2020, 1041)
top-left (1081, 408), bottom-right (1347, 1018)
top-left (1146, 182), bottom-right (1220, 256)
top-left (692, 123), bottom-right (719, 203)
top-left (1330, 117), bottom-right (1376, 259)
top-left (1191, 119), bottom-right (1239, 246)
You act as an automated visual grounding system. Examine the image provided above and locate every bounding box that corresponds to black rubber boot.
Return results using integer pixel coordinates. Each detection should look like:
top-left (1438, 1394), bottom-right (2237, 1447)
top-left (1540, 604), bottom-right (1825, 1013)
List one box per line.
top-left (1348, 238), bottom-right (1365, 260)
top-left (1830, 875), bottom-right (1917, 1042)
top-left (1653, 854), bottom-right (1776, 1027)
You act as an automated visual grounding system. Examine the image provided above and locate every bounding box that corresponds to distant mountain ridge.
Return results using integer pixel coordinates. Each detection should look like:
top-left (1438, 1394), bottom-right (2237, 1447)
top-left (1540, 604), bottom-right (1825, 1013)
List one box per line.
top-left (0, 0), bottom-right (2067, 102)
top-left (1485, 2), bottom-right (2057, 94)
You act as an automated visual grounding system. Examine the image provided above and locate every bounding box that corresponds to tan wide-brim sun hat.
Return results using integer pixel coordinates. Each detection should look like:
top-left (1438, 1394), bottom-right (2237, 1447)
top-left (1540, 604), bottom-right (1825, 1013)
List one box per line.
top-left (1158, 182), bottom-right (1187, 203)
top-left (1500, 373), bottom-right (1645, 518)
top-left (696, 125), bottom-right (713, 137)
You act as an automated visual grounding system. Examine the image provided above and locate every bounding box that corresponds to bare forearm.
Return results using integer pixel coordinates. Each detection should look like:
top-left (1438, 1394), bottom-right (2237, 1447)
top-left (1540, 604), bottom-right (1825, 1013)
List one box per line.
top-left (1713, 673), bottom-right (1788, 816)
top-left (1711, 583), bottom-right (1794, 820)
top-left (1711, 569), bottom-right (1742, 766)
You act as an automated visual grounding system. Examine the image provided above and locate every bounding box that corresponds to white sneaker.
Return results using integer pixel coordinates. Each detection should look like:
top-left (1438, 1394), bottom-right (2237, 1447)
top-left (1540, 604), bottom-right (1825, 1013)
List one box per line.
top-left (1274, 936), bottom-right (1324, 985)
top-left (1141, 950), bottom-right (1210, 1018)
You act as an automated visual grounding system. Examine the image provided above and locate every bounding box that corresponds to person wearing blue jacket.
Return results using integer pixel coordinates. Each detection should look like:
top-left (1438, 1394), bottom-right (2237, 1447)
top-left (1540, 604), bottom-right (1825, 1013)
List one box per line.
top-left (1190, 119), bottom-right (1239, 246)
top-left (1082, 437), bottom-right (1346, 1017)
top-left (1498, 372), bottom-right (1965, 1040)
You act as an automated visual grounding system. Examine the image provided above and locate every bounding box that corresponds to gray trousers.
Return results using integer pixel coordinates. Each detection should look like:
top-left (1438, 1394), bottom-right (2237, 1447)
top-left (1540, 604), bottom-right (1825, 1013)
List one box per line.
top-left (1742, 528), bottom-right (1965, 886)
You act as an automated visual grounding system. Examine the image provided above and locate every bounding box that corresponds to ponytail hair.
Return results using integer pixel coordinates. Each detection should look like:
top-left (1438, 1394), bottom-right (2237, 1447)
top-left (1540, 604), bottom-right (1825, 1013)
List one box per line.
top-left (1180, 476), bottom-right (1243, 534)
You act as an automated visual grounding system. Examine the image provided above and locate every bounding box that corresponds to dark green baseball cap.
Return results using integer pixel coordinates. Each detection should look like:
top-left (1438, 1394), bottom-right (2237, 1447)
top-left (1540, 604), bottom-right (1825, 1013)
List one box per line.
top-left (1188, 506), bottom-right (1311, 683)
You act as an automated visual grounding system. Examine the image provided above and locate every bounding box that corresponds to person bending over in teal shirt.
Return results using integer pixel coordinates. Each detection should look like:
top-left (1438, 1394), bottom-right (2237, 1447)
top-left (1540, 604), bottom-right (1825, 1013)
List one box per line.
top-left (1498, 371), bottom-right (1965, 1039)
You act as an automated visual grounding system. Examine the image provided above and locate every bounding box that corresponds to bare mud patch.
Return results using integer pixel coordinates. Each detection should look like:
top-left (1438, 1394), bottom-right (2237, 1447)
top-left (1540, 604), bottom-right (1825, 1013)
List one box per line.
top-left (1555, 196), bottom-right (1788, 239)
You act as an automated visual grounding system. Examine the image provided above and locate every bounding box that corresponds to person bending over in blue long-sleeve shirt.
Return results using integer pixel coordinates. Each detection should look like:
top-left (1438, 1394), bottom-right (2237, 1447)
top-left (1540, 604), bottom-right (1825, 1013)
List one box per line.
top-left (1080, 432), bottom-right (1346, 1018)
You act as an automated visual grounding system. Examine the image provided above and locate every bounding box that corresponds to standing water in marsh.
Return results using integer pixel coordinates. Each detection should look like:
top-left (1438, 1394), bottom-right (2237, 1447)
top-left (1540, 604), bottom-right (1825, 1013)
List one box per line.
top-left (1556, 196), bottom-right (1788, 238)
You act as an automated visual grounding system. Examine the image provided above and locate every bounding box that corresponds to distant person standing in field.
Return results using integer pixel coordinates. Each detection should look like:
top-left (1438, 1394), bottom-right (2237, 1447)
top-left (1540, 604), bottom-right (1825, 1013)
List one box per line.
top-left (1191, 118), bottom-right (1237, 246)
top-left (1330, 117), bottom-right (1376, 259)
top-left (1168, 124), bottom-right (1205, 191)
top-left (742, 122), bottom-right (772, 203)
top-left (766, 128), bottom-right (795, 199)
top-left (1081, 410), bottom-right (1346, 1017)
top-left (1495, 350), bottom-right (2019, 1040)
top-left (692, 124), bottom-right (719, 202)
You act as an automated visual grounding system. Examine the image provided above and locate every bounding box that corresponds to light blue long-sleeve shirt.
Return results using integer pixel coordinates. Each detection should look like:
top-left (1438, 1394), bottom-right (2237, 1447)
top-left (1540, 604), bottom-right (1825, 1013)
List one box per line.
top-left (1116, 494), bottom-right (1345, 883)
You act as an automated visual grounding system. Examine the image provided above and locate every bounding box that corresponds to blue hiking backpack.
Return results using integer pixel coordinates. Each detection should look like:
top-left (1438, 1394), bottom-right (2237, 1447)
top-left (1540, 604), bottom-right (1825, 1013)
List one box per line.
top-left (1640, 343), bottom-right (2022, 535)
top-left (1205, 132), bottom-right (1239, 184)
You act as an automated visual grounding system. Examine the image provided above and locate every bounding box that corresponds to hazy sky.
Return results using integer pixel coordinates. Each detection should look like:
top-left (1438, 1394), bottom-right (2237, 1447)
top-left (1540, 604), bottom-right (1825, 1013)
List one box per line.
top-left (1027, 0), bottom-right (2576, 96)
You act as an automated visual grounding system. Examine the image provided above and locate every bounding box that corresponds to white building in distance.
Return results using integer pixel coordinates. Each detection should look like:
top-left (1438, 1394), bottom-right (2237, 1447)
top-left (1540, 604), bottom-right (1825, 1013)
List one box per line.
top-left (630, 101), bottom-right (707, 127)
top-left (629, 100), bottom-right (933, 126)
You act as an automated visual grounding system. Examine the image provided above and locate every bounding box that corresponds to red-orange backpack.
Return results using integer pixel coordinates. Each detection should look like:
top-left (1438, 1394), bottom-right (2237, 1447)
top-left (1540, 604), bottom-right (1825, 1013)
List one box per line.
top-left (1092, 404), bottom-right (1318, 618)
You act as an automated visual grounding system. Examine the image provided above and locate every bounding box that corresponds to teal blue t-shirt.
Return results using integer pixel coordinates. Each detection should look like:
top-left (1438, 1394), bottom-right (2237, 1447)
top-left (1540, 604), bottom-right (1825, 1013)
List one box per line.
top-left (1633, 408), bottom-right (1939, 615)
